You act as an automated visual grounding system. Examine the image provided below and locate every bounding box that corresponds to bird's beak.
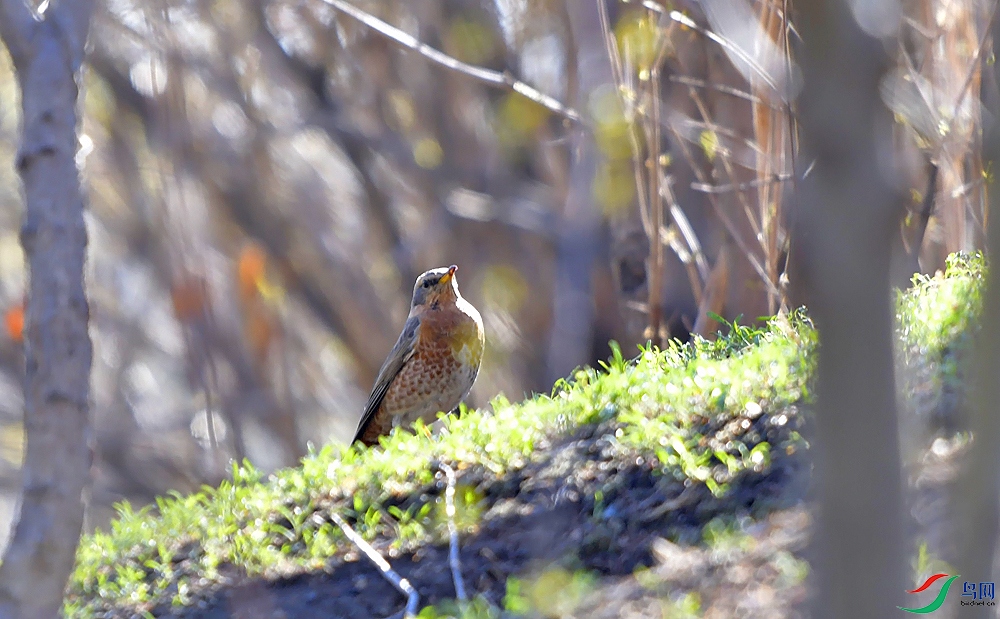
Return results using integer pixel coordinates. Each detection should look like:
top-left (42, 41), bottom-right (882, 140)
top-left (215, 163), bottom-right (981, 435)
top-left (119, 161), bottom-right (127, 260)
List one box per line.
top-left (441, 265), bottom-right (458, 284)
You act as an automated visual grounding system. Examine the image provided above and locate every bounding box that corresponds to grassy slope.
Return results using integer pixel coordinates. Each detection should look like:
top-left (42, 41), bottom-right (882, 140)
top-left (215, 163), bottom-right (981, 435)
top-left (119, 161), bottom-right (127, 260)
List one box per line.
top-left (64, 253), bottom-right (983, 618)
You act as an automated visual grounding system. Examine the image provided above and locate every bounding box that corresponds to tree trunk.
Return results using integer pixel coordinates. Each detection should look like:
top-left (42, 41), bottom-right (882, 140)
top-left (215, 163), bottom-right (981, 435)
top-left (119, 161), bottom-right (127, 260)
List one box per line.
top-left (545, 0), bottom-right (606, 384)
top-left (0, 1), bottom-right (95, 617)
top-left (792, 1), bottom-right (907, 617)
top-left (955, 8), bottom-right (1000, 616)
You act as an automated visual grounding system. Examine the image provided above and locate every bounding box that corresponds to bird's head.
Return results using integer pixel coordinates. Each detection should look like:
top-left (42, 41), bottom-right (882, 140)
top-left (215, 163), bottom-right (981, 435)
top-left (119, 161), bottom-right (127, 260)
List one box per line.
top-left (410, 265), bottom-right (460, 310)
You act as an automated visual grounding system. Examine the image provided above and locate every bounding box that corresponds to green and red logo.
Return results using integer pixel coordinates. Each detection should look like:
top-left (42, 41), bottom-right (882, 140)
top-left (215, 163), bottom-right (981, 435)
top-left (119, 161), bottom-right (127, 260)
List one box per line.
top-left (899, 573), bottom-right (960, 614)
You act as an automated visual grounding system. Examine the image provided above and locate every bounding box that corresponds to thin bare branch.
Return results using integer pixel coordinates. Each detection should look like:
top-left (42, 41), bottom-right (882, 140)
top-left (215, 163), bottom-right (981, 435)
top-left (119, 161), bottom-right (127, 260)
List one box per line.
top-left (667, 111), bottom-right (767, 168)
top-left (692, 244), bottom-right (730, 337)
top-left (647, 63), bottom-right (665, 345)
top-left (661, 214), bottom-right (706, 305)
top-left (596, 0), bottom-right (627, 100)
top-left (669, 74), bottom-right (777, 108)
top-left (903, 15), bottom-right (936, 40)
top-left (751, 0), bottom-right (791, 314)
top-left (782, 0), bottom-right (798, 168)
top-left (597, 0), bottom-right (653, 239)
top-left (669, 124), bottom-right (781, 299)
top-left (691, 173), bottom-right (794, 194)
top-left (661, 224), bottom-right (703, 303)
top-left (950, 0), bottom-right (997, 124)
top-left (664, 188), bottom-right (709, 281)
top-left (322, 0), bottom-right (581, 124)
top-left (330, 511), bottom-right (419, 618)
top-left (642, 1), bottom-right (784, 97)
top-left (688, 88), bottom-right (763, 245)
top-left (907, 161), bottom-right (937, 261)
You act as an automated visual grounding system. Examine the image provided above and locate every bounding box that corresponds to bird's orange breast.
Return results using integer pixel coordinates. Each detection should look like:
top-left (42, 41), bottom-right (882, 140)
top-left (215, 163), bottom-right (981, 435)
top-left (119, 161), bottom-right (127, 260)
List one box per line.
top-left (375, 299), bottom-right (484, 428)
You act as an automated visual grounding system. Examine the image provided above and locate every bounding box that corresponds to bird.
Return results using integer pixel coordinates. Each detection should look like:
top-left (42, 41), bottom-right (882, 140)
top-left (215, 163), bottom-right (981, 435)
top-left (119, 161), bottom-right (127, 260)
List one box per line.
top-left (353, 265), bottom-right (484, 446)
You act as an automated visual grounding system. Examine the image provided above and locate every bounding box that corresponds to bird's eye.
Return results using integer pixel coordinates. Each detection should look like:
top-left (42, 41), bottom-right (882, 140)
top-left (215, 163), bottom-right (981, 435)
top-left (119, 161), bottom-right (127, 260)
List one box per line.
top-left (422, 280), bottom-right (432, 289)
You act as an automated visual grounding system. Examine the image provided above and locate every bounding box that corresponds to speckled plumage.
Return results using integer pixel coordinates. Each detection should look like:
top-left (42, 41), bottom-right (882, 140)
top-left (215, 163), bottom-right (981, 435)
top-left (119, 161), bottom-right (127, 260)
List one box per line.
top-left (353, 266), bottom-right (484, 446)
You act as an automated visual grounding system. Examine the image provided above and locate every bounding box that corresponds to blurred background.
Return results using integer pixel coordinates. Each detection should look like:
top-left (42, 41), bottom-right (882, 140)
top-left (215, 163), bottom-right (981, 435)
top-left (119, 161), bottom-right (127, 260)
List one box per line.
top-left (0, 0), bottom-right (991, 534)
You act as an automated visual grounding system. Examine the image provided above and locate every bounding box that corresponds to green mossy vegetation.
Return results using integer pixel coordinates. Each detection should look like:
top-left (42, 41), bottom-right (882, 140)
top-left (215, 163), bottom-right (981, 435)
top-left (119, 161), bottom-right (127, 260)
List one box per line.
top-left (896, 252), bottom-right (983, 389)
top-left (64, 253), bottom-right (984, 618)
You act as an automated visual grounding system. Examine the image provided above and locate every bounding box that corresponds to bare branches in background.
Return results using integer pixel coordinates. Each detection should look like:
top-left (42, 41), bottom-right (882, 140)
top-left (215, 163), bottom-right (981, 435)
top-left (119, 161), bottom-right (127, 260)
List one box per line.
top-left (595, 0), bottom-right (989, 347)
top-left (891, 0), bottom-right (992, 271)
top-left (595, 0), bottom-right (798, 342)
top-left (0, 0), bottom-right (95, 616)
top-left (324, 0), bottom-right (581, 124)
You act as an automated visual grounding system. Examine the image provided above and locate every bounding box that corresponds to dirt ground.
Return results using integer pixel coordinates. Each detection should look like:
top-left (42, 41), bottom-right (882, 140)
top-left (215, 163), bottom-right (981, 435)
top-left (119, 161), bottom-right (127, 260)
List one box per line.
top-left (83, 390), bottom-right (972, 619)
top-left (126, 408), bottom-right (813, 619)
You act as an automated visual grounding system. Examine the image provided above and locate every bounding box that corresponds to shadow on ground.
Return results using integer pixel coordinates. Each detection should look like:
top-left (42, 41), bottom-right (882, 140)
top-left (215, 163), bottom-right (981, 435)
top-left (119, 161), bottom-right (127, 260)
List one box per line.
top-left (150, 408), bottom-right (811, 619)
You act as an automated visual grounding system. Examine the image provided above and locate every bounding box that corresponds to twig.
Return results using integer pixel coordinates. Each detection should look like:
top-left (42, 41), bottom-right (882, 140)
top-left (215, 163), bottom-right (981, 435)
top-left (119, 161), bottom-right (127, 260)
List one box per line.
top-left (322, 0), bottom-right (581, 124)
top-left (949, 0), bottom-right (997, 125)
top-left (779, 0), bottom-right (798, 311)
top-left (642, 0), bottom-right (803, 42)
top-left (642, 2), bottom-right (782, 96)
top-left (692, 243), bottom-right (730, 337)
top-left (669, 113), bottom-right (768, 160)
top-left (688, 88), bottom-right (762, 244)
top-left (661, 180), bottom-right (707, 303)
top-left (647, 64), bottom-right (665, 346)
top-left (330, 511), bottom-right (420, 618)
top-left (667, 200), bottom-right (709, 281)
top-left (437, 461), bottom-right (468, 602)
top-left (781, 0), bottom-right (799, 179)
top-left (691, 173), bottom-right (794, 194)
top-left (669, 74), bottom-right (776, 108)
top-left (599, 0), bottom-right (676, 344)
top-left (751, 0), bottom-right (791, 315)
top-left (597, 0), bottom-right (653, 239)
top-left (644, 5), bottom-right (676, 348)
top-left (909, 161), bottom-right (938, 261)
top-left (668, 123), bottom-right (781, 300)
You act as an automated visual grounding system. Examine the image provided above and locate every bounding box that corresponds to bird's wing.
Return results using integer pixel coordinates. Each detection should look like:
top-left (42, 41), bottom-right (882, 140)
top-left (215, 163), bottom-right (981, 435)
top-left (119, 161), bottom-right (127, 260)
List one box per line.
top-left (352, 315), bottom-right (421, 444)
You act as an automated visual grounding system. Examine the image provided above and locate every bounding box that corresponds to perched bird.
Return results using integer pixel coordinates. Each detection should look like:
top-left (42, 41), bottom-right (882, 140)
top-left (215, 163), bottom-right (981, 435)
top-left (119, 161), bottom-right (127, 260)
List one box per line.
top-left (353, 265), bottom-right (484, 446)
